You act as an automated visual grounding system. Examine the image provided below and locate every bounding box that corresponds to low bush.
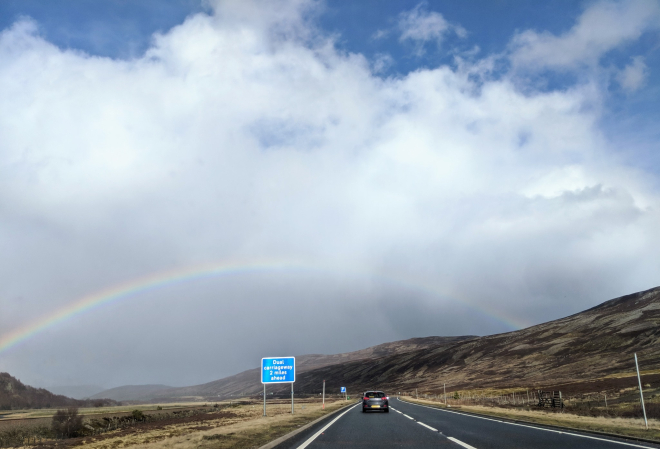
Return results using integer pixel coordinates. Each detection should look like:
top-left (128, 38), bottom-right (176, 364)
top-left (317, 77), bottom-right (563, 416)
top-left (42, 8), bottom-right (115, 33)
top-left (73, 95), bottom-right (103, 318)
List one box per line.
top-left (51, 406), bottom-right (83, 438)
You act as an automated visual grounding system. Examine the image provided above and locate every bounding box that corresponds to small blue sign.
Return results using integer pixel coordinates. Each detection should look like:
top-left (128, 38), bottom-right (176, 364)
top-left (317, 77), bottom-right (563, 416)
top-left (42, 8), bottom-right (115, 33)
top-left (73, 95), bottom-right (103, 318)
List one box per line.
top-left (261, 357), bottom-right (296, 384)
top-left (340, 387), bottom-right (346, 393)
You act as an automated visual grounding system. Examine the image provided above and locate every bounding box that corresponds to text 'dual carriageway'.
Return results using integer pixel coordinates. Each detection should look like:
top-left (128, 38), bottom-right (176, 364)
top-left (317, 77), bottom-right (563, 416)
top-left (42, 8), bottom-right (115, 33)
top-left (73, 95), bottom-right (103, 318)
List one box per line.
top-left (261, 357), bottom-right (295, 383)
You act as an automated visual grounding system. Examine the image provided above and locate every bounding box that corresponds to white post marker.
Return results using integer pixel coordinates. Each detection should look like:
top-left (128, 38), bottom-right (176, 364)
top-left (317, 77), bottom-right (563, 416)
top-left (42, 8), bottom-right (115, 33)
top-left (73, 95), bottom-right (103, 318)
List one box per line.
top-left (322, 380), bottom-right (326, 409)
top-left (634, 353), bottom-right (648, 429)
top-left (261, 357), bottom-right (296, 418)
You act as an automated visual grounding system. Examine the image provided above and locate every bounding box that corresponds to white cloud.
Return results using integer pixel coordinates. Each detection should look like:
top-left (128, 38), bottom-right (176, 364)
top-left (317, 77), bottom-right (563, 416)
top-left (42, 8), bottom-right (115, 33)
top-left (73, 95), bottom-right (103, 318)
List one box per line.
top-left (372, 52), bottom-right (394, 73)
top-left (509, 0), bottom-right (660, 70)
top-left (617, 55), bottom-right (648, 91)
top-left (397, 3), bottom-right (466, 54)
top-left (1, 0), bottom-right (659, 386)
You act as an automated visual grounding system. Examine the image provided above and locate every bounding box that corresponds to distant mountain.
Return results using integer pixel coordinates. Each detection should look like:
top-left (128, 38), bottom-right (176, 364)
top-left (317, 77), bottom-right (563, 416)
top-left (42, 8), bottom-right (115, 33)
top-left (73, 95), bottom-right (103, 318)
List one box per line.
top-left (89, 384), bottom-right (173, 402)
top-left (136, 335), bottom-right (475, 401)
top-left (48, 385), bottom-right (105, 400)
top-left (0, 373), bottom-right (115, 410)
top-left (70, 285), bottom-right (660, 403)
top-left (290, 286), bottom-right (660, 395)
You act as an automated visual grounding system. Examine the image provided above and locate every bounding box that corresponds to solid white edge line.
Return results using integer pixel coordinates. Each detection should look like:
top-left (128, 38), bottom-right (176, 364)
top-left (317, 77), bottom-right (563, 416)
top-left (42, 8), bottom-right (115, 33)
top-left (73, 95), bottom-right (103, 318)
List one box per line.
top-left (296, 404), bottom-right (359, 449)
top-left (400, 399), bottom-right (657, 449)
top-left (417, 421), bottom-right (438, 432)
top-left (448, 436), bottom-right (478, 449)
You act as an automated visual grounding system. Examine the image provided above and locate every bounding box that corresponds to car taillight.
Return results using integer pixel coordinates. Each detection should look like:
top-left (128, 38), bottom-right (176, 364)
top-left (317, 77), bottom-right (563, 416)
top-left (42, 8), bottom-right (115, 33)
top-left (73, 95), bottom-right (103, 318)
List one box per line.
top-left (363, 397), bottom-right (369, 400)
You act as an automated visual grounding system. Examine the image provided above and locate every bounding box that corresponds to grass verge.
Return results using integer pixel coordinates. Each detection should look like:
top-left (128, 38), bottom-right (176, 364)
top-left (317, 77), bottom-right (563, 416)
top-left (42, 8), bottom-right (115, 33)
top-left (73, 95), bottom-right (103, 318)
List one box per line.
top-left (401, 396), bottom-right (660, 443)
top-left (27, 399), bottom-right (351, 448)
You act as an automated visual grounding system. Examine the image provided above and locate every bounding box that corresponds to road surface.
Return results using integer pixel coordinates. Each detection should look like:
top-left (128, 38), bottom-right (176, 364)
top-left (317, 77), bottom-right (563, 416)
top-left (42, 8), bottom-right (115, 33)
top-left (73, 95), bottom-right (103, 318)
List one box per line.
top-left (274, 398), bottom-right (660, 448)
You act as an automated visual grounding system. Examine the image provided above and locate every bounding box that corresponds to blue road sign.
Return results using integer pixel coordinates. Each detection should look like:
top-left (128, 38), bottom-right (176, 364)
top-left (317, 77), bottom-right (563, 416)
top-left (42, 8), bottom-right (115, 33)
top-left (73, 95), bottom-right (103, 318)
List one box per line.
top-left (261, 357), bottom-right (295, 384)
top-left (340, 387), bottom-right (346, 393)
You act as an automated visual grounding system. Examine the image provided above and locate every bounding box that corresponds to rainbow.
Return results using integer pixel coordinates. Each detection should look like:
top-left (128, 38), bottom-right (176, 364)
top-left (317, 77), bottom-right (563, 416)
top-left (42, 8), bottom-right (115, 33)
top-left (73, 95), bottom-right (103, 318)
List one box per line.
top-left (0, 259), bottom-right (525, 355)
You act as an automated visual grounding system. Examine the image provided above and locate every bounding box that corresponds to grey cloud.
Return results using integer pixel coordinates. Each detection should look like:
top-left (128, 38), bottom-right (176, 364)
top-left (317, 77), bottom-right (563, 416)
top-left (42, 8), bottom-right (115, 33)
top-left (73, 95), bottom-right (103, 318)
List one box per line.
top-left (1, 0), bottom-right (659, 388)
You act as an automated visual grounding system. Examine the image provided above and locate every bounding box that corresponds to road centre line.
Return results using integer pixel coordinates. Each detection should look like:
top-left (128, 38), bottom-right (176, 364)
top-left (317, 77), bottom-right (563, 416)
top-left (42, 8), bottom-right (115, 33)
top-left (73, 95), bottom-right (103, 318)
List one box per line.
top-left (296, 404), bottom-right (359, 449)
top-left (394, 405), bottom-right (475, 448)
top-left (417, 421), bottom-right (438, 432)
top-left (394, 404), bottom-right (476, 449)
top-left (399, 399), bottom-right (657, 449)
top-left (448, 436), bottom-right (478, 449)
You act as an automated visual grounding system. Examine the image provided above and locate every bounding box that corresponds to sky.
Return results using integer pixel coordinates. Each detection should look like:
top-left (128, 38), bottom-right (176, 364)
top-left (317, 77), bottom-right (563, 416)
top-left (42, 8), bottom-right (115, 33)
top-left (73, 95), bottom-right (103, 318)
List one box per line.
top-left (0, 0), bottom-right (659, 391)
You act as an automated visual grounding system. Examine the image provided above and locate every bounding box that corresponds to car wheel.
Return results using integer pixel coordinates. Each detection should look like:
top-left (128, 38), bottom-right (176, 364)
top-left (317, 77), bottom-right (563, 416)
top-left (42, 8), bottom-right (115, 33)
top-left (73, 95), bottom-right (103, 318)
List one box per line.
top-left (384, 409), bottom-right (389, 413)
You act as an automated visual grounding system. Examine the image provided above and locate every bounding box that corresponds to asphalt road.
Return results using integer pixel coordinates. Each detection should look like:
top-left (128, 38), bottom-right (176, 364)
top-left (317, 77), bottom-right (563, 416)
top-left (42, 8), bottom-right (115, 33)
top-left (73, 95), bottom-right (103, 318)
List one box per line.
top-left (275, 398), bottom-right (660, 449)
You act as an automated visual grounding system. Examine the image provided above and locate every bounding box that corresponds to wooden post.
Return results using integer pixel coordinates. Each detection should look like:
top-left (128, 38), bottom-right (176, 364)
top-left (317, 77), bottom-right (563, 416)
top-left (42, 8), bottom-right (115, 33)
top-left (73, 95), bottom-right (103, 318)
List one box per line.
top-left (634, 353), bottom-right (648, 429)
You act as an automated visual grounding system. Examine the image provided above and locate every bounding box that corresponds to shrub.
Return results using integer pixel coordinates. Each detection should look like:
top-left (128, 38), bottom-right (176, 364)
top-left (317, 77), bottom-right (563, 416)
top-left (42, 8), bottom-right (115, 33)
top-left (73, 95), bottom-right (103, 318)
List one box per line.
top-left (131, 410), bottom-right (145, 421)
top-left (51, 407), bottom-right (83, 438)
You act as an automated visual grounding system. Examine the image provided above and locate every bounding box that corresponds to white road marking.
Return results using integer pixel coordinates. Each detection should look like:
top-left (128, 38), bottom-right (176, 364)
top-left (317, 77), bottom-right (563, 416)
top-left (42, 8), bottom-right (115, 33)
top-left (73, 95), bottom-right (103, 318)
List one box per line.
top-left (448, 436), bottom-right (478, 449)
top-left (403, 413), bottom-right (414, 420)
top-left (417, 421), bottom-right (438, 432)
top-left (400, 399), bottom-right (657, 449)
top-left (296, 404), bottom-right (359, 449)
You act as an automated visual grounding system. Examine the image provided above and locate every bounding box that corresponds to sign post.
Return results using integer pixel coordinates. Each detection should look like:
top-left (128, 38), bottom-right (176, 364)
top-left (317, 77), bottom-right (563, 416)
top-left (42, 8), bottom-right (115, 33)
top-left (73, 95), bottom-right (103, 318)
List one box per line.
top-left (261, 357), bottom-right (296, 417)
top-left (634, 353), bottom-right (648, 429)
top-left (341, 386), bottom-right (346, 401)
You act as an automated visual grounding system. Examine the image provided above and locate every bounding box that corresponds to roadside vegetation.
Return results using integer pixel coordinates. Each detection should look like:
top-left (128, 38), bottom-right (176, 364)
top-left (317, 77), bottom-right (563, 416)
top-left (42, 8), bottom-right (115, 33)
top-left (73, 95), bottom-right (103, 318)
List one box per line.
top-left (402, 383), bottom-right (660, 442)
top-left (0, 398), bottom-right (350, 448)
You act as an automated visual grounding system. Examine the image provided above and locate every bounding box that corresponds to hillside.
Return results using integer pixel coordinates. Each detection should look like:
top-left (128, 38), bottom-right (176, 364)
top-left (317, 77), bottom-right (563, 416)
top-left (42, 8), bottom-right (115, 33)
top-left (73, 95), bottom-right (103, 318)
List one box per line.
top-left (290, 286), bottom-right (660, 395)
top-left (49, 384), bottom-right (105, 400)
top-left (124, 336), bottom-right (474, 401)
top-left (0, 373), bottom-right (114, 410)
top-left (89, 384), bottom-right (173, 402)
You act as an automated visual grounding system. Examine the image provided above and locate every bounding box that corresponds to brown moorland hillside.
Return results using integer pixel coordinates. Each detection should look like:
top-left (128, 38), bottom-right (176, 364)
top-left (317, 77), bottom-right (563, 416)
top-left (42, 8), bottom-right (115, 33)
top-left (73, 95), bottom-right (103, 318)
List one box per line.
top-left (290, 286), bottom-right (660, 395)
top-left (0, 373), bottom-right (115, 410)
top-left (134, 336), bottom-right (475, 401)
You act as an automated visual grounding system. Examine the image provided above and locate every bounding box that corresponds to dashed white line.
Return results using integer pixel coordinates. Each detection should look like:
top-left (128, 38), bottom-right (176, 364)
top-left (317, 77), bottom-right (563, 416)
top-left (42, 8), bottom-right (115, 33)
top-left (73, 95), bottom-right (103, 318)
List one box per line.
top-left (417, 421), bottom-right (438, 432)
top-left (448, 436), bottom-right (478, 449)
top-left (394, 403), bottom-right (475, 448)
top-left (399, 399), bottom-right (657, 449)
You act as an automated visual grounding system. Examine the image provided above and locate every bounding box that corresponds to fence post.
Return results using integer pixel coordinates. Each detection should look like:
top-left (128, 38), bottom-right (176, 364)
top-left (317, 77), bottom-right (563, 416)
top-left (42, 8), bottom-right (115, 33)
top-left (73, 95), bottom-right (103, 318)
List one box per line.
top-left (634, 353), bottom-right (648, 430)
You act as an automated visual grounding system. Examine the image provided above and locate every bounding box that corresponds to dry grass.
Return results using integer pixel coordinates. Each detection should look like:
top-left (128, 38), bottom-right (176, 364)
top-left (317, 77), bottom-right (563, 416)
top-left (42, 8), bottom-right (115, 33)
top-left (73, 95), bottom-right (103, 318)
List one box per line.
top-left (33, 399), bottom-right (351, 448)
top-left (403, 396), bottom-right (660, 441)
top-left (0, 402), bottom-right (215, 421)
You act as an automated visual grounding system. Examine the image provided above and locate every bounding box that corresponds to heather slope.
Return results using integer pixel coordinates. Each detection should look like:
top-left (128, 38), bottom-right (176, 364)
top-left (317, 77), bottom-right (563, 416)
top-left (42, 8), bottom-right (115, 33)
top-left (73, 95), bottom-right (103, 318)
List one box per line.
top-left (291, 286), bottom-right (660, 394)
top-left (0, 373), bottom-right (115, 410)
top-left (141, 336), bottom-right (475, 401)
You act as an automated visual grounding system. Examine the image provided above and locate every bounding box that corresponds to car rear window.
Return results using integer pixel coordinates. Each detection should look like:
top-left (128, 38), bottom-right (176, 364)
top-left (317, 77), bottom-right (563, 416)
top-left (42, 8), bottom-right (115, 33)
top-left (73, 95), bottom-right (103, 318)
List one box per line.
top-left (365, 392), bottom-right (386, 398)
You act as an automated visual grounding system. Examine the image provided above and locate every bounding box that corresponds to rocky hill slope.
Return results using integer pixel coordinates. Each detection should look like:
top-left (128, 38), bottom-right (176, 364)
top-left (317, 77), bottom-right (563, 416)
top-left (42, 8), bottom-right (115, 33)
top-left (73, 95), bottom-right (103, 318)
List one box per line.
top-left (0, 373), bottom-right (115, 410)
top-left (89, 384), bottom-right (173, 402)
top-left (90, 286), bottom-right (660, 402)
top-left (290, 286), bottom-right (660, 395)
top-left (126, 336), bottom-right (474, 401)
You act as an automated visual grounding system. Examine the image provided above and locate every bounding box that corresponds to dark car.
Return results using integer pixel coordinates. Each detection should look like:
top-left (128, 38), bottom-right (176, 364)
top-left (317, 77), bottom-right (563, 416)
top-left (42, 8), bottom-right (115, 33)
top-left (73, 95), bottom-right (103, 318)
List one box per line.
top-left (362, 390), bottom-right (389, 412)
